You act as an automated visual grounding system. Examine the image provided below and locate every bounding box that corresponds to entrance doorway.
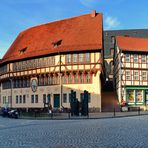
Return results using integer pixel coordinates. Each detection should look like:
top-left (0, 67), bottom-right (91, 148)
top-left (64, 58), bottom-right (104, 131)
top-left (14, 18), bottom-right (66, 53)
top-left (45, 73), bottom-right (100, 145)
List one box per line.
top-left (54, 94), bottom-right (60, 108)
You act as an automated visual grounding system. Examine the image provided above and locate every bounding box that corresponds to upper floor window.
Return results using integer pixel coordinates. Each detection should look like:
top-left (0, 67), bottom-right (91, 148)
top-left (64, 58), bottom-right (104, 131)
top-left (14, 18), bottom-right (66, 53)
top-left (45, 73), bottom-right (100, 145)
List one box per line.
top-left (66, 54), bottom-right (71, 64)
top-left (79, 54), bottom-right (84, 63)
top-left (134, 71), bottom-right (139, 80)
top-left (142, 71), bottom-right (147, 81)
top-left (85, 53), bottom-right (90, 62)
top-left (80, 73), bottom-right (84, 83)
top-left (73, 54), bottom-right (77, 63)
top-left (74, 73), bottom-right (79, 83)
top-left (142, 55), bottom-right (146, 63)
top-left (134, 54), bottom-right (138, 63)
top-left (68, 74), bottom-right (72, 83)
top-left (126, 70), bottom-right (131, 80)
top-left (86, 73), bottom-right (90, 83)
top-left (125, 54), bottom-right (130, 62)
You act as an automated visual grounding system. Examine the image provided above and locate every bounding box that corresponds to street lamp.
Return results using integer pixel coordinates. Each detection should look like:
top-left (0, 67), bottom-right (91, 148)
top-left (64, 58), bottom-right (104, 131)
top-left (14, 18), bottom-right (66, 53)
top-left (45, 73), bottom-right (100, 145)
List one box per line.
top-left (9, 78), bottom-right (13, 109)
top-left (59, 53), bottom-right (64, 108)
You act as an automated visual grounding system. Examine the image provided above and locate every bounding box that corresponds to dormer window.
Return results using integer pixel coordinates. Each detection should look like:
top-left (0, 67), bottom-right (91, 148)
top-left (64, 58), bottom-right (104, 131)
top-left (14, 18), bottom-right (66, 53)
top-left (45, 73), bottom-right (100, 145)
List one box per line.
top-left (19, 47), bottom-right (27, 54)
top-left (52, 40), bottom-right (62, 48)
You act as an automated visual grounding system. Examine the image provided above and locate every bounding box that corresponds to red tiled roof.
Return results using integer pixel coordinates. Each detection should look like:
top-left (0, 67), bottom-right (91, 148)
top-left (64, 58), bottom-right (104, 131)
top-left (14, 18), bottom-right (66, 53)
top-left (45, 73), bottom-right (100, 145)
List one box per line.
top-left (116, 36), bottom-right (148, 52)
top-left (2, 11), bottom-right (103, 63)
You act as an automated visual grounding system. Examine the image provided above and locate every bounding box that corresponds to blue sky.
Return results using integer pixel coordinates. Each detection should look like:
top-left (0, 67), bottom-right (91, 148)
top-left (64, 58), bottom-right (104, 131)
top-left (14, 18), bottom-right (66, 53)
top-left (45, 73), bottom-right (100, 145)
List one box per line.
top-left (1, 0), bottom-right (148, 58)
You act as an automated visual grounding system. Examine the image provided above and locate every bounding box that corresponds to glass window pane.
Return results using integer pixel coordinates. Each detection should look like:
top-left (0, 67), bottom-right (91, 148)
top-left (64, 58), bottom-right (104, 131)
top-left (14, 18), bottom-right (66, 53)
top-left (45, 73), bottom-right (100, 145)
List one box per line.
top-left (126, 90), bottom-right (134, 103)
top-left (73, 54), bottom-right (77, 63)
top-left (79, 54), bottom-right (83, 62)
top-left (136, 90), bottom-right (143, 103)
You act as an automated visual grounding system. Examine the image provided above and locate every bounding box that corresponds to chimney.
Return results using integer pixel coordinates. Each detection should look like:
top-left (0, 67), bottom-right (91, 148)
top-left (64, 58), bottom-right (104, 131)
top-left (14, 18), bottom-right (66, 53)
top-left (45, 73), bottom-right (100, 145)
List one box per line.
top-left (91, 10), bottom-right (96, 17)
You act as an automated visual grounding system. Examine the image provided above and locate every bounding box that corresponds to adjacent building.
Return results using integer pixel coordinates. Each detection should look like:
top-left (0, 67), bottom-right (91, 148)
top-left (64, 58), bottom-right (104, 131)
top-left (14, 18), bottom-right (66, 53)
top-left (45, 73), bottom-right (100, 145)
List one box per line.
top-left (114, 36), bottom-right (148, 109)
top-left (104, 29), bottom-right (148, 81)
top-left (0, 11), bottom-right (103, 111)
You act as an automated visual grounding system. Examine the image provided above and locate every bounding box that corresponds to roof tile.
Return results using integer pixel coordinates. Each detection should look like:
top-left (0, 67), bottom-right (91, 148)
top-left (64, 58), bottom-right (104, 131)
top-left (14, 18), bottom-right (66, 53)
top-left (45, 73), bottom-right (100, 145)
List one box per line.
top-left (2, 11), bottom-right (103, 63)
top-left (116, 36), bottom-right (148, 52)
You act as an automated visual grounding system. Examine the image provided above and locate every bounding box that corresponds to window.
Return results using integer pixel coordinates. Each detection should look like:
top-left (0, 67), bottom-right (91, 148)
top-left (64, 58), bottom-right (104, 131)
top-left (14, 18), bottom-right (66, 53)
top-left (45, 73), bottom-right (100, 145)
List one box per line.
top-left (23, 95), bottom-right (26, 103)
top-left (73, 54), bottom-right (77, 63)
top-left (62, 75), bottom-right (67, 84)
top-left (134, 71), bottom-right (139, 80)
top-left (136, 90), bottom-right (143, 103)
top-left (85, 53), bottom-right (90, 62)
top-left (125, 54), bottom-right (130, 62)
top-left (142, 71), bottom-right (147, 81)
top-left (80, 73), bottom-right (84, 83)
top-left (68, 74), bottom-right (72, 83)
top-left (63, 94), bottom-right (67, 103)
top-left (79, 54), bottom-right (83, 63)
top-left (43, 75), bottom-right (47, 86)
top-left (27, 78), bottom-right (30, 87)
top-left (31, 95), bottom-right (34, 103)
top-left (16, 96), bottom-right (18, 104)
top-left (126, 70), bottom-right (131, 80)
top-left (20, 96), bottom-right (22, 103)
top-left (43, 94), bottom-right (46, 103)
top-left (86, 73), bottom-right (90, 83)
top-left (134, 54), bottom-right (138, 63)
top-left (51, 56), bottom-right (55, 65)
top-left (126, 90), bottom-right (134, 103)
top-left (142, 55), bottom-right (146, 63)
top-left (66, 54), bottom-right (71, 63)
top-left (38, 76), bottom-right (43, 86)
top-left (48, 75), bottom-right (53, 85)
top-left (74, 73), bottom-right (79, 83)
top-left (35, 95), bottom-right (38, 103)
top-left (47, 94), bottom-right (51, 103)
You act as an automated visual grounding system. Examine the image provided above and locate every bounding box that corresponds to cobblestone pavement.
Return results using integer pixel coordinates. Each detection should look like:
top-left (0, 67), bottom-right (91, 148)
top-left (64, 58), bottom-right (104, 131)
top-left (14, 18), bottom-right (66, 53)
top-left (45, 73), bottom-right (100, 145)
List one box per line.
top-left (0, 116), bottom-right (148, 148)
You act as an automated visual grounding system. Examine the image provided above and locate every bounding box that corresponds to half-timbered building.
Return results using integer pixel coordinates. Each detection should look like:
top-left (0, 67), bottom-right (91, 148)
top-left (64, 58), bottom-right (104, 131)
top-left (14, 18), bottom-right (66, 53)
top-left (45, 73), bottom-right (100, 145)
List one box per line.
top-left (114, 36), bottom-right (148, 109)
top-left (0, 11), bottom-right (103, 111)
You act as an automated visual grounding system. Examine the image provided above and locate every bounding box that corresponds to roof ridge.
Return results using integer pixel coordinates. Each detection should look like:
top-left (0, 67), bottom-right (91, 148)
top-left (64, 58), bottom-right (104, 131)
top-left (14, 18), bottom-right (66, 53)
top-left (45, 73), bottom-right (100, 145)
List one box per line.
top-left (20, 12), bottom-right (100, 34)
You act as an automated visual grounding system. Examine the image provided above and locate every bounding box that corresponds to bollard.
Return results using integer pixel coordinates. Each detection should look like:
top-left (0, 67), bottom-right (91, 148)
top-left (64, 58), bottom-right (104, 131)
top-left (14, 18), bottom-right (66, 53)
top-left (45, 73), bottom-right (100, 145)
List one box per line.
top-left (113, 107), bottom-right (116, 117)
top-left (138, 107), bottom-right (140, 116)
top-left (68, 111), bottom-right (70, 119)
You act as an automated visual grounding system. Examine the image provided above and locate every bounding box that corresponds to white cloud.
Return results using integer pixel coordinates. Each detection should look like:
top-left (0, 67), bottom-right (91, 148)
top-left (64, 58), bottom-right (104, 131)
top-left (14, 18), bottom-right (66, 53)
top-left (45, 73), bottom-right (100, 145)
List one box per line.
top-left (104, 16), bottom-right (120, 30)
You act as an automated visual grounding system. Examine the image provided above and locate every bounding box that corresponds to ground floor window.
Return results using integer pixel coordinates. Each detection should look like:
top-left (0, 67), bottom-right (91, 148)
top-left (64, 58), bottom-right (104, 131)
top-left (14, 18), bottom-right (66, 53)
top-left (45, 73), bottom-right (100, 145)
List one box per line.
top-left (63, 94), bottom-right (67, 103)
top-left (135, 90), bottom-right (143, 103)
top-left (145, 90), bottom-right (148, 102)
top-left (126, 89), bottom-right (148, 104)
top-left (126, 90), bottom-right (134, 103)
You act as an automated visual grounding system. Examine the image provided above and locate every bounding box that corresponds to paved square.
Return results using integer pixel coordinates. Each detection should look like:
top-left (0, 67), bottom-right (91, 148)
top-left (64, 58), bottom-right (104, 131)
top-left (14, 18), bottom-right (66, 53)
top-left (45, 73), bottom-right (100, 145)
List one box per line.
top-left (0, 116), bottom-right (148, 148)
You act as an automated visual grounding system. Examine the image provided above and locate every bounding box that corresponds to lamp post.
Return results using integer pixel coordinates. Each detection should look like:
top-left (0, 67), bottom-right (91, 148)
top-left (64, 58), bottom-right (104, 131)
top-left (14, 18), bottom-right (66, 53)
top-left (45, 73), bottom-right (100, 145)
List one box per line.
top-left (59, 53), bottom-right (63, 108)
top-left (9, 78), bottom-right (13, 109)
